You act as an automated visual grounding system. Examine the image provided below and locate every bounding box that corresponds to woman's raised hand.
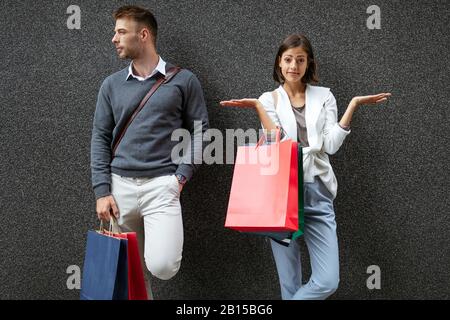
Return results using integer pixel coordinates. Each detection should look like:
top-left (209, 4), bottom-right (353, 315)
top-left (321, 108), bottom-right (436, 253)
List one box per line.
top-left (221, 98), bottom-right (278, 131)
top-left (351, 93), bottom-right (392, 108)
top-left (220, 98), bottom-right (261, 109)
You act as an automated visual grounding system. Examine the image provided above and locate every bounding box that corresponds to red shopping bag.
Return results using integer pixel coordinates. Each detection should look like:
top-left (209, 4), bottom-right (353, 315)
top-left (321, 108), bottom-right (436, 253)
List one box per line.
top-left (104, 230), bottom-right (148, 300)
top-left (225, 132), bottom-right (298, 232)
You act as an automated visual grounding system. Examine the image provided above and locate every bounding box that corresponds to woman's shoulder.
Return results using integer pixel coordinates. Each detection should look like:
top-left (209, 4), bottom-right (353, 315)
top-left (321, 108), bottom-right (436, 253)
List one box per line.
top-left (307, 84), bottom-right (332, 95)
top-left (258, 90), bottom-right (276, 102)
top-left (259, 87), bottom-right (278, 95)
top-left (258, 85), bottom-right (284, 101)
top-left (307, 84), bottom-right (335, 103)
top-left (258, 84), bottom-right (333, 105)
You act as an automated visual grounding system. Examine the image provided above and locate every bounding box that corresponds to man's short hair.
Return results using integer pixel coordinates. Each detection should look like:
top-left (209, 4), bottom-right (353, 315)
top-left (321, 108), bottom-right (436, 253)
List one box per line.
top-left (113, 5), bottom-right (158, 44)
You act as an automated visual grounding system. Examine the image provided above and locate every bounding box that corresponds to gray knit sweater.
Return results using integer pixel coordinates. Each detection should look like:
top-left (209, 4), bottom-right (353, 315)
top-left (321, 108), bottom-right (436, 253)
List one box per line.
top-left (90, 62), bottom-right (209, 199)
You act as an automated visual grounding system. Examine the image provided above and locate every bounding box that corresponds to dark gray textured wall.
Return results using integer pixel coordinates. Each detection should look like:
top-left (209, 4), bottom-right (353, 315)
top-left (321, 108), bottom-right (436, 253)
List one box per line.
top-left (0, 0), bottom-right (449, 299)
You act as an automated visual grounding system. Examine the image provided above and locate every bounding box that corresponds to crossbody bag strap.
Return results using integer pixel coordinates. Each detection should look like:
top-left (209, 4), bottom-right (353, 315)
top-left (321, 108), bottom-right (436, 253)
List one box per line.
top-left (111, 66), bottom-right (181, 157)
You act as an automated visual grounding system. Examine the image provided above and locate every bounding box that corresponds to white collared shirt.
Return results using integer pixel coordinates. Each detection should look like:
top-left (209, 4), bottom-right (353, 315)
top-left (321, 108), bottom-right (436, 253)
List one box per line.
top-left (127, 56), bottom-right (166, 81)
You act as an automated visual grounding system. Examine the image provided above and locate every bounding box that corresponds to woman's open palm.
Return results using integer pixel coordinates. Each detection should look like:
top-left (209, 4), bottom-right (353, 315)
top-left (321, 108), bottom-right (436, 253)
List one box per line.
top-left (220, 98), bottom-right (260, 108)
top-left (352, 93), bottom-right (392, 107)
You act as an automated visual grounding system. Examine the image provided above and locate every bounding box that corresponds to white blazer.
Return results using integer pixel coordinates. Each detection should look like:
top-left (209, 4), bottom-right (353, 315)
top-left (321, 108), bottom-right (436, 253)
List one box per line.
top-left (258, 84), bottom-right (350, 199)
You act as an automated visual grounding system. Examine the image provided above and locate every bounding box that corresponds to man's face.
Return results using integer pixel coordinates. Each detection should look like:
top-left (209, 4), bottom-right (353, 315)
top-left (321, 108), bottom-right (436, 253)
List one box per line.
top-left (112, 18), bottom-right (142, 59)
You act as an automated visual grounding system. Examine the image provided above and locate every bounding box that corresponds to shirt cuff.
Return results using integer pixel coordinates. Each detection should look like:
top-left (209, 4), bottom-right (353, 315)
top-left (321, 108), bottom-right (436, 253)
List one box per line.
top-left (338, 123), bottom-right (351, 132)
top-left (94, 183), bottom-right (111, 200)
top-left (175, 164), bottom-right (193, 182)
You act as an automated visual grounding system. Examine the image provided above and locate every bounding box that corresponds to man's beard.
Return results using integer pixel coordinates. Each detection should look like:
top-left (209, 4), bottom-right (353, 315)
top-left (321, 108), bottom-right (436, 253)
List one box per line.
top-left (118, 48), bottom-right (137, 60)
top-left (120, 52), bottom-right (134, 60)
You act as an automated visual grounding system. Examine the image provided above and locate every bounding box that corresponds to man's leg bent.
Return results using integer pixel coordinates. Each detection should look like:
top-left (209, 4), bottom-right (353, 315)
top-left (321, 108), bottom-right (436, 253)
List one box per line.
top-left (140, 175), bottom-right (184, 281)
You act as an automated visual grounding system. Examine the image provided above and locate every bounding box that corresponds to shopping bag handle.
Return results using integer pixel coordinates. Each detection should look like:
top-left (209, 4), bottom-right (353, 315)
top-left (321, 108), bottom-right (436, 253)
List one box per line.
top-left (99, 215), bottom-right (122, 235)
top-left (256, 128), bottom-right (281, 149)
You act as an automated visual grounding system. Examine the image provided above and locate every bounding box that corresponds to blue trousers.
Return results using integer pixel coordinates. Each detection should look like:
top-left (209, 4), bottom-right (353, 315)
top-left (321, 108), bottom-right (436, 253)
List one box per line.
top-left (270, 177), bottom-right (339, 300)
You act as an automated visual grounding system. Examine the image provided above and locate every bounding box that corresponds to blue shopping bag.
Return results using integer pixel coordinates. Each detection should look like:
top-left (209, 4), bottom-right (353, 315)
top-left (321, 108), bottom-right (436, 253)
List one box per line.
top-left (80, 230), bottom-right (128, 300)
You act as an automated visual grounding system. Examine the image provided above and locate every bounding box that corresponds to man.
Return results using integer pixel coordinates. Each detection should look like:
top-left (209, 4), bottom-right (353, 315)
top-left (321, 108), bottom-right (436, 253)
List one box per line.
top-left (90, 5), bottom-right (209, 298)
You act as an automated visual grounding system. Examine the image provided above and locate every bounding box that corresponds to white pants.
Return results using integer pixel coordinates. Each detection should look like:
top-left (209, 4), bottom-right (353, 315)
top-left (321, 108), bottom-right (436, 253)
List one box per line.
top-left (111, 173), bottom-right (184, 298)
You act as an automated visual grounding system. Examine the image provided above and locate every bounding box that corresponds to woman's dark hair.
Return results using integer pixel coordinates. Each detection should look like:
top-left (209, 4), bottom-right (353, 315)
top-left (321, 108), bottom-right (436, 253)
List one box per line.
top-left (113, 5), bottom-right (158, 44)
top-left (273, 34), bottom-right (319, 84)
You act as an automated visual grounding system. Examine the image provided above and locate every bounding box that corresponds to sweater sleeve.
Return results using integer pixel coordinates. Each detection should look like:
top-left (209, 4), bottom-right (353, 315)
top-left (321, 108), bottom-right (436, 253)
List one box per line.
top-left (90, 79), bottom-right (115, 199)
top-left (175, 73), bottom-right (209, 181)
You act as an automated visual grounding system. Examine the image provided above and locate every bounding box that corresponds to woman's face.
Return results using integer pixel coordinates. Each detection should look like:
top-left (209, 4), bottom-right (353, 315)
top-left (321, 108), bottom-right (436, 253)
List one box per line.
top-left (278, 46), bottom-right (309, 84)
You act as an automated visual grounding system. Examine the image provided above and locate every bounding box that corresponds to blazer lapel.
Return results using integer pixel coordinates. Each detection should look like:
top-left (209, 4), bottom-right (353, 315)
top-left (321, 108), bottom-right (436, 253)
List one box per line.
top-left (276, 86), bottom-right (298, 141)
top-left (305, 84), bottom-right (325, 147)
top-left (305, 84), bottom-right (323, 129)
top-left (276, 84), bottom-right (327, 145)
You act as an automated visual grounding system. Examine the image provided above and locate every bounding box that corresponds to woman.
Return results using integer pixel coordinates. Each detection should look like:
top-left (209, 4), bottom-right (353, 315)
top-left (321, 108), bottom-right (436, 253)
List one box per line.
top-left (220, 34), bottom-right (391, 300)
